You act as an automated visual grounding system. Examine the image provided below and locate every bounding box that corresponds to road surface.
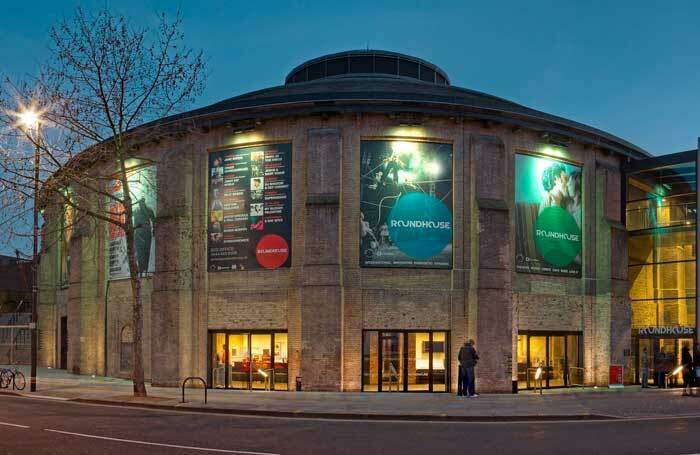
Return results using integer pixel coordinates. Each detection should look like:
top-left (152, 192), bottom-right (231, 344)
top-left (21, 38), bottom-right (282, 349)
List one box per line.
top-left (0, 394), bottom-right (699, 454)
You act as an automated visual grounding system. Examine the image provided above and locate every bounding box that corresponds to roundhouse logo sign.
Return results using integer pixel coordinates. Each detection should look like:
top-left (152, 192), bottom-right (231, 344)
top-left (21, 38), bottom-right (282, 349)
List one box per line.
top-left (637, 326), bottom-right (695, 336)
top-left (255, 234), bottom-right (289, 270)
top-left (387, 192), bottom-right (452, 260)
top-left (534, 206), bottom-right (582, 267)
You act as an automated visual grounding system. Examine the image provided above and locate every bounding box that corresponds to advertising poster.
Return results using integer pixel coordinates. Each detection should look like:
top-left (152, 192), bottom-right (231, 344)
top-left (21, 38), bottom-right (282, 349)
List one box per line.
top-left (207, 143), bottom-right (292, 271)
top-left (360, 140), bottom-right (453, 268)
top-left (108, 166), bottom-right (157, 279)
top-left (515, 153), bottom-right (582, 276)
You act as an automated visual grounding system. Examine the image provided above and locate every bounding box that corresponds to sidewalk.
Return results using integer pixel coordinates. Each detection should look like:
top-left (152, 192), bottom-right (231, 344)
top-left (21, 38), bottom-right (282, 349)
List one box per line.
top-left (2, 367), bottom-right (700, 421)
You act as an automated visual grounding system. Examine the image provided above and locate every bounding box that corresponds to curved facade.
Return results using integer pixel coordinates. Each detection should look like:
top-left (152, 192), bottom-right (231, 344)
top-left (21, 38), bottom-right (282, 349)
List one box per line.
top-left (38, 51), bottom-right (649, 392)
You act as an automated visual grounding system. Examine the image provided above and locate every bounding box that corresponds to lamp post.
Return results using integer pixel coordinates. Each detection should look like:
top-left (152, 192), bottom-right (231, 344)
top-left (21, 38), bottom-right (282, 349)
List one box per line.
top-left (18, 109), bottom-right (40, 393)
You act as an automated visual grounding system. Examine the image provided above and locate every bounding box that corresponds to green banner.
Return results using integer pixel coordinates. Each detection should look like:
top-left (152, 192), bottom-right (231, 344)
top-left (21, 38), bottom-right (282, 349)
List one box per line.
top-left (515, 153), bottom-right (582, 276)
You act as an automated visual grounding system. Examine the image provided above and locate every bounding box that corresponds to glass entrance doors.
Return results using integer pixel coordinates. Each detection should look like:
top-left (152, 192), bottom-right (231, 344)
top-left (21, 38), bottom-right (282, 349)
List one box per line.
top-left (209, 331), bottom-right (288, 390)
top-left (362, 330), bottom-right (449, 392)
top-left (636, 337), bottom-right (694, 387)
top-left (517, 332), bottom-right (582, 389)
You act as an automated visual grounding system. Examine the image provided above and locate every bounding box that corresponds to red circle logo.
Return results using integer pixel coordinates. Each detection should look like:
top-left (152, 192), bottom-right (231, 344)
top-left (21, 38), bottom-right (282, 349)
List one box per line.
top-left (255, 234), bottom-right (289, 269)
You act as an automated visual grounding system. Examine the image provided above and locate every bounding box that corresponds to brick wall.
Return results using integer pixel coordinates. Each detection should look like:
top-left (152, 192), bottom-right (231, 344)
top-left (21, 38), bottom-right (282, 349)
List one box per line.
top-left (38, 112), bottom-right (629, 393)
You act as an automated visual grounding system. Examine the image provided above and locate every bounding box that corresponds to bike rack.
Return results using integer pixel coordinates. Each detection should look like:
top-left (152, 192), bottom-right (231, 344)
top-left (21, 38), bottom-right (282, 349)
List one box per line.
top-left (181, 377), bottom-right (207, 404)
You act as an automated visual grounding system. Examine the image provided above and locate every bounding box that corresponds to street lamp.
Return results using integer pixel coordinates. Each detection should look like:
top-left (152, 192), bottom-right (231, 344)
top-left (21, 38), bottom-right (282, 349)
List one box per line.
top-left (17, 107), bottom-right (41, 393)
top-left (18, 110), bottom-right (40, 131)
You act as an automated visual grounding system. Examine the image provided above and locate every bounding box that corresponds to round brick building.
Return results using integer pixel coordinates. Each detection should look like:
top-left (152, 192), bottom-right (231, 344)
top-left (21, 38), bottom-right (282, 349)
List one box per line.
top-left (38, 50), bottom-right (651, 393)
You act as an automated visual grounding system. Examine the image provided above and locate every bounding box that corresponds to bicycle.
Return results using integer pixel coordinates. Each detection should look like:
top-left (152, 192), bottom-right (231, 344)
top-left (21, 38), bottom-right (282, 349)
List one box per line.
top-left (0, 367), bottom-right (26, 391)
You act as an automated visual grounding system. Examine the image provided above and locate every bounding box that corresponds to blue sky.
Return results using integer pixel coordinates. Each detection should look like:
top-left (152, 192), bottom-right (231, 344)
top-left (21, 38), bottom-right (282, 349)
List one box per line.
top-left (2, 0), bottom-right (699, 154)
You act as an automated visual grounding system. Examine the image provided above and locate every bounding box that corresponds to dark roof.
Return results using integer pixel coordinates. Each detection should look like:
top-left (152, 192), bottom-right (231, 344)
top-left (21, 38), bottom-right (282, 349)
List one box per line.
top-left (156, 74), bottom-right (649, 159)
top-left (624, 149), bottom-right (698, 173)
top-left (285, 50), bottom-right (451, 86)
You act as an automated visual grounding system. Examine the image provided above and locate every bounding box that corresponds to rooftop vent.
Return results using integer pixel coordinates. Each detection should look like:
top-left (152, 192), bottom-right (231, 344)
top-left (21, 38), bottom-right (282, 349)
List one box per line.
top-left (285, 50), bottom-right (450, 86)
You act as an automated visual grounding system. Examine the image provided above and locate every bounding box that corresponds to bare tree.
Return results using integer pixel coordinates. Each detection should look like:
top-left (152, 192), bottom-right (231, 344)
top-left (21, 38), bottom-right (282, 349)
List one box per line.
top-left (0, 8), bottom-right (205, 396)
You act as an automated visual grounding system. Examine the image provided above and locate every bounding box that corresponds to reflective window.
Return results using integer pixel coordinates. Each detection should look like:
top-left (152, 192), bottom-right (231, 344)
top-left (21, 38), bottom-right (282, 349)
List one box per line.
top-left (211, 332), bottom-right (227, 388)
top-left (517, 333), bottom-right (582, 389)
top-left (626, 158), bottom-right (697, 334)
top-left (208, 331), bottom-right (287, 390)
top-left (362, 330), bottom-right (449, 392)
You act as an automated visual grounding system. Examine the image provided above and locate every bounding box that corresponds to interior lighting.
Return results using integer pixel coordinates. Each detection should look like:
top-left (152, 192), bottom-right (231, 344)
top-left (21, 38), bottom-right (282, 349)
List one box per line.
top-left (257, 368), bottom-right (268, 378)
top-left (672, 365), bottom-right (684, 376)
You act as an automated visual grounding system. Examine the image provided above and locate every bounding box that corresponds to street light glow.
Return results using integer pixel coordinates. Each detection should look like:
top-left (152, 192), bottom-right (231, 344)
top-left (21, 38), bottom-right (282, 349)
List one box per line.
top-left (17, 109), bottom-right (40, 130)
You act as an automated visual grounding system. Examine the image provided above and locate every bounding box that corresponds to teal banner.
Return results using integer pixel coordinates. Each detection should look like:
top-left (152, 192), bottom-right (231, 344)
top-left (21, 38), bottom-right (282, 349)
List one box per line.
top-left (360, 140), bottom-right (452, 268)
top-left (515, 153), bottom-right (582, 276)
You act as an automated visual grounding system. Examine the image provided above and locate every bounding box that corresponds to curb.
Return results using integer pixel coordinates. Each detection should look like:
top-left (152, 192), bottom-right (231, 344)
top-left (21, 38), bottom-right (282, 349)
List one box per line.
top-left (70, 397), bottom-right (619, 422)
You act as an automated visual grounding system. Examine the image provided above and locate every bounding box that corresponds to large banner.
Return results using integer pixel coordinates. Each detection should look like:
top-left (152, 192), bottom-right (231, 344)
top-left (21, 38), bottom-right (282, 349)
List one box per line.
top-left (360, 140), bottom-right (453, 268)
top-left (108, 166), bottom-right (157, 279)
top-left (515, 153), bottom-right (582, 276)
top-left (207, 143), bottom-right (292, 271)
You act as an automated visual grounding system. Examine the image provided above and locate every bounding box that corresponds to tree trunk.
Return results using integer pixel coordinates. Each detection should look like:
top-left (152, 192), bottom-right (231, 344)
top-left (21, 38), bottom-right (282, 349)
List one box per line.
top-left (121, 171), bottom-right (147, 398)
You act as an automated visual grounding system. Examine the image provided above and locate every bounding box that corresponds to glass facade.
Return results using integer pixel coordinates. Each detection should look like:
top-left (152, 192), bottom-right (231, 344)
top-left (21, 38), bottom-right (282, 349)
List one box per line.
top-left (209, 331), bottom-right (288, 390)
top-left (516, 332), bottom-right (582, 389)
top-left (362, 330), bottom-right (449, 392)
top-left (626, 153), bottom-right (698, 385)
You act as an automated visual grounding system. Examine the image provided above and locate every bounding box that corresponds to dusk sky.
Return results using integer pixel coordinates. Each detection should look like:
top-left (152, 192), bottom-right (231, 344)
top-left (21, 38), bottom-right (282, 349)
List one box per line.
top-left (2, 0), bottom-right (699, 155)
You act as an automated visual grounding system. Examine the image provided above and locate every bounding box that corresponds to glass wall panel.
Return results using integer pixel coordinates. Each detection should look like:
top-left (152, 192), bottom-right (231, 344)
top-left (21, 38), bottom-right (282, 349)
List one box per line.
top-left (628, 230), bottom-right (696, 265)
top-left (529, 336), bottom-right (547, 369)
top-left (431, 332), bottom-right (447, 392)
top-left (627, 162), bottom-right (697, 200)
top-left (381, 332), bottom-right (404, 392)
top-left (228, 334), bottom-right (250, 389)
top-left (631, 299), bottom-right (697, 328)
top-left (548, 337), bottom-right (566, 387)
top-left (273, 333), bottom-right (288, 391)
top-left (517, 335), bottom-right (528, 389)
top-left (363, 330), bottom-right (449, 392)
top-left (251, 334), bottom-right (272, 390)
top-left (566, 335), bottom-right (582, 386)
top-left (362, 331), bottom-right (379, 392)
top-left (211, 332), bottom-right (227, 388)
top-left (626, 195), bottom-right (696, 231)
top-left (407, 333), bottom-right (429, 391)
top-left (518, 333), bottom-right (582, 389)
top-left (629, 262), bottom-right (696, 301)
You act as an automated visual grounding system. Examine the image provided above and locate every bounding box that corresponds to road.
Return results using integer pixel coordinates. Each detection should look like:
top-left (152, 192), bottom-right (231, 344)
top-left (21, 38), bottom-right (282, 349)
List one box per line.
top-left (1, 394), bottom-right (699, 455)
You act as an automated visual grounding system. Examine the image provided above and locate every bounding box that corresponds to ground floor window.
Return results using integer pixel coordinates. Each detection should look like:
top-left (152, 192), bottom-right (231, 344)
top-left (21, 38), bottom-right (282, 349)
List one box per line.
top-left (517, 332), bottom-right (582, 389)
top-left (362, 330), bottom-right (449, 392)
top-left (634, 335), bottom-right (695, 387)
top-left (208, 331), bottom-right (288, 390)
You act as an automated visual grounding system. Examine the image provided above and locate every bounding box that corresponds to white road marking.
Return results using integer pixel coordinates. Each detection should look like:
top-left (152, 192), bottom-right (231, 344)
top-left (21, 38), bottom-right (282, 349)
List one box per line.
top-left (43, 428), bottom-right (280, 455)
top-left (0, 421), bottom-right (29, 429)
top-left (22, 394), bottom-right (70, 401)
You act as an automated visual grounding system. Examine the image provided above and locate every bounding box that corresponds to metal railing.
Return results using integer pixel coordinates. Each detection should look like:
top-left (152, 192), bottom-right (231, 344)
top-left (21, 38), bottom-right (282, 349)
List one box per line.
top-left (181, 377), bottom-right (207, 404)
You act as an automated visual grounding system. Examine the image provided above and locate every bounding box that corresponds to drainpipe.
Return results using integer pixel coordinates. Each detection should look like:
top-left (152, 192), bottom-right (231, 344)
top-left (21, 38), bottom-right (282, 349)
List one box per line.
top-left (104, 279), bottom-right (110, 376)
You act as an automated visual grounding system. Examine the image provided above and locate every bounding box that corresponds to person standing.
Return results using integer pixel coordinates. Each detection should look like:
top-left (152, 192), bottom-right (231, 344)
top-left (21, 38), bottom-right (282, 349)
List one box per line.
top-left (456, 341), bottom-right (468, 396)
top-left (693, 341), bottom-right (700, 393)
top-left (654, 348), bottom-right (664, 388)
top-left (458, 339), bottom-right (479, 397)
top-left (640, 347), bottom-right (650, 388)
top-left (681, 345), bottom-right (694, 397)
